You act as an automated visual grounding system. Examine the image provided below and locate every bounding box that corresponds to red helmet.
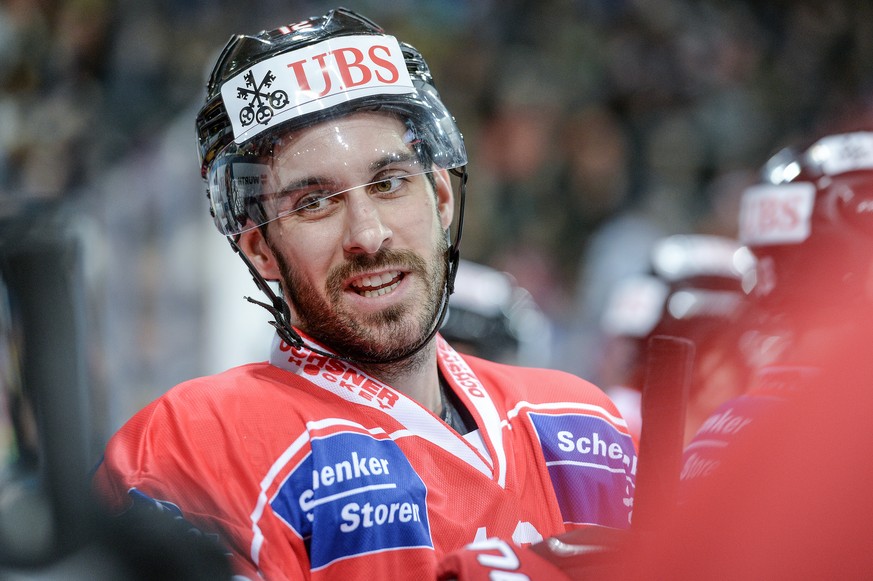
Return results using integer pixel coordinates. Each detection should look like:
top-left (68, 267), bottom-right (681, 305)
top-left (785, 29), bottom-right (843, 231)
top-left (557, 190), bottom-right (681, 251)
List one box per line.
top-left (739, 131), bottom-right (873, 313)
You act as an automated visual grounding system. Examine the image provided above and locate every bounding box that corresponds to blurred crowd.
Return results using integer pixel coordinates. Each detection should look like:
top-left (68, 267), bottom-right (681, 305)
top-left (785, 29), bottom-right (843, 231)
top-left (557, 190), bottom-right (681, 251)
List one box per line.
top-left (3, 0), bottom-right (873, 434)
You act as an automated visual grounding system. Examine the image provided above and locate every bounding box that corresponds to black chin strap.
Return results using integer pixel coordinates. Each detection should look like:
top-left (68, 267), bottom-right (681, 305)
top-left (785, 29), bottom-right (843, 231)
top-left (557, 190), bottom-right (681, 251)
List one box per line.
top-left (227, 236), bottom-right (303, 349)
top-left (228, 165), bottom-right (467, 366)
top-left (445, 165), bottom-right (466, 295)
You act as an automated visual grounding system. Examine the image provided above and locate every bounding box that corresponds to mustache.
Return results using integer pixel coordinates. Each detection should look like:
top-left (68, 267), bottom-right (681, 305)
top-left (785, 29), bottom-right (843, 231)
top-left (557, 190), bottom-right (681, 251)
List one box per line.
top-left (326, 248), bottom-right (428, 296)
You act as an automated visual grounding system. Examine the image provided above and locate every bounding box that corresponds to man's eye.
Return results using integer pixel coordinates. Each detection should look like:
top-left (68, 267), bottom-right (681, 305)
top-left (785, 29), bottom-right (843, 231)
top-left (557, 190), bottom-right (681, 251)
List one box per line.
top-left (371, 177), bottom-right (402, 194)
top-left (294, 193), bottom-right (328, 211)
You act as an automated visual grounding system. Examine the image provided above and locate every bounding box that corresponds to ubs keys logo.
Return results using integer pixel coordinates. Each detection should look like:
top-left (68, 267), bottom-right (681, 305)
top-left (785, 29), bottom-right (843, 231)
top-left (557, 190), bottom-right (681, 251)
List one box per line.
top-left (235, 69), bottom-right (289, 127)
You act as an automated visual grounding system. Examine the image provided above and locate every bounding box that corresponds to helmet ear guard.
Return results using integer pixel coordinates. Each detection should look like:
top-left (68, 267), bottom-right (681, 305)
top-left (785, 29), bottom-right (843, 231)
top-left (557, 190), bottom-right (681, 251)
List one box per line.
top-left (826, 173), bottom-right (873, 235)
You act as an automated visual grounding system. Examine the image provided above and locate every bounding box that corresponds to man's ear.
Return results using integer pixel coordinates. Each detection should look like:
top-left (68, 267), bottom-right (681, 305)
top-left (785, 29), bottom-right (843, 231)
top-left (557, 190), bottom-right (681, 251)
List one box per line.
top-left (433, 168), bottom-right (454, 230)
top-left (237, 227), bottom-right (281, 280)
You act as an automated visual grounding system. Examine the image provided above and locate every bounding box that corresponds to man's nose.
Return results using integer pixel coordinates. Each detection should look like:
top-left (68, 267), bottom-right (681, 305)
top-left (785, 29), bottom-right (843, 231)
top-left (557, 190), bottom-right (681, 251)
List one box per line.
top-left (342, 189), bottom-right (393, 254)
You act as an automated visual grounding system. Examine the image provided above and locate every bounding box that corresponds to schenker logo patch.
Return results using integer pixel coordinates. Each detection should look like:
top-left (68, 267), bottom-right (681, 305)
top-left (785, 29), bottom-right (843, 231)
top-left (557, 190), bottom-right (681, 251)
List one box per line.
top-left (270, 431), bottom-right (432, 569)
top-left (529, 412), bottom-right (636, 528)
top-left (221, 34), bottom-right (415, 143)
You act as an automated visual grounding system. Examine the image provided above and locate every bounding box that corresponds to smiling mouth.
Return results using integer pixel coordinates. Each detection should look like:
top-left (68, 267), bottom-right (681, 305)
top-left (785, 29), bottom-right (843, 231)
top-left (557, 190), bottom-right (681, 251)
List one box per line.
top-left (349, 271), bottom-right (404, 298)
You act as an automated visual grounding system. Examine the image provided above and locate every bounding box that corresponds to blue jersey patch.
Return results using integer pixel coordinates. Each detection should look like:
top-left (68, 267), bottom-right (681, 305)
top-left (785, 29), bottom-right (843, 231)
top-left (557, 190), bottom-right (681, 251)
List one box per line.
top-left (529, 412), bottom-right (636, 527)
top-left (680, 393), bottom-right (782, 494)
top-left (271, 431), bottom-right (432, 569)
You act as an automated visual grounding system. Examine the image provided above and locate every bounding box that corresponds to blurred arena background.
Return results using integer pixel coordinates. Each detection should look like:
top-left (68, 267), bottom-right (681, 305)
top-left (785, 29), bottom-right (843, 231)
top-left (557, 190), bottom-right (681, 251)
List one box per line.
top-left (1, 0), bottom-right (872, 480)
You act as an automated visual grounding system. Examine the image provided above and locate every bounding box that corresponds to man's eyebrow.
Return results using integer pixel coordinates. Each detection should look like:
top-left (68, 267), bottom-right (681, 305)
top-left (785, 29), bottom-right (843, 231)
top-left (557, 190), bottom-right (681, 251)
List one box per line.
top-left (275, 176), bottom-right (335, 195)
top-left (369, 151), bottom-right (420, 172)
top-left (274, 151), bottom-right (421, 195)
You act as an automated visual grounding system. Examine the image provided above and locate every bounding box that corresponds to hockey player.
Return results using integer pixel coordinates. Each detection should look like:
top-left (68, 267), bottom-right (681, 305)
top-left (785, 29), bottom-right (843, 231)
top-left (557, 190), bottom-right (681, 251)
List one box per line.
top-left (91, 8), bottom-right (636, 580)
top-left (623, 129), bottom-right (873, 579)
top-left (597, 233), bottom-right (756, 447)
top-left (680, 130), bottom-right (873, 494)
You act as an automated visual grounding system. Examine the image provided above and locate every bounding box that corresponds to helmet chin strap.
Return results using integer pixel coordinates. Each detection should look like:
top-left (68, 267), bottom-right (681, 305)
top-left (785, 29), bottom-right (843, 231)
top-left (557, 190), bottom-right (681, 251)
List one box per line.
top-left (227, 236), bottom-right (302, 350)
top-left (228, 165), bottom-right (467, 367)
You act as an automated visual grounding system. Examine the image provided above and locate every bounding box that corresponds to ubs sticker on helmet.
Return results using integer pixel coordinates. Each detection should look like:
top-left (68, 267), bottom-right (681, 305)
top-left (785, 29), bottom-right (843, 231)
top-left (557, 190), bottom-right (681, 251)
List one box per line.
top-left (221, 35), bottom-right (414, 144)
top-left (270, 431), bottom-right (432, 570)
top-left (739, 182), bottom-right (815, 246)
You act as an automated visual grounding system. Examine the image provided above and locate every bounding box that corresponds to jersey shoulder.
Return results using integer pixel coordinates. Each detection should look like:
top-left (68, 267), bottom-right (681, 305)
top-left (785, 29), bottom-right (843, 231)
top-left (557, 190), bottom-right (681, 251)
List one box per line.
top-left (102, 362), bottom-right (331, 475)
top-left (95, 362), bottom-right (328, 511)
top-left (141, 361), bottom-right (321, 418)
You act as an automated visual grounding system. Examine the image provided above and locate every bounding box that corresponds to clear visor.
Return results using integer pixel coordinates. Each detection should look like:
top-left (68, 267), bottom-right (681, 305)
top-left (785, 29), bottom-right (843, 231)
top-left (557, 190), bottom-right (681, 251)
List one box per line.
top-left (208, 106), bottom-right (465, 236)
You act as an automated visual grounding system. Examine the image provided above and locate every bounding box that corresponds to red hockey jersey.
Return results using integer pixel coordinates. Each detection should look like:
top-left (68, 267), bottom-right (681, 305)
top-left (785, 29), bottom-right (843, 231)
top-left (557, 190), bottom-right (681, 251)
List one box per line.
top-left (93, 334), bottom-right (636, 580)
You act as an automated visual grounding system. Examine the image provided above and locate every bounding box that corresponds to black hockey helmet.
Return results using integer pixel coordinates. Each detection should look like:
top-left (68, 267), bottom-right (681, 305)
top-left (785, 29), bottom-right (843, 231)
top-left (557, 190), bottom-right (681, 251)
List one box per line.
top-left (600, 234), bottom-right (756, 389)
top-left (195, 7), bottom-right (466, 237)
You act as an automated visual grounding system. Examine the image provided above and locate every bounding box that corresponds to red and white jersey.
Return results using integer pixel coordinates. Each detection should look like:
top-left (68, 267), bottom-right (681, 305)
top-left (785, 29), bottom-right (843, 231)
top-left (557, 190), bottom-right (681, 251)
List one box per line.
top-left (93, 333), bottom-right (636, 580)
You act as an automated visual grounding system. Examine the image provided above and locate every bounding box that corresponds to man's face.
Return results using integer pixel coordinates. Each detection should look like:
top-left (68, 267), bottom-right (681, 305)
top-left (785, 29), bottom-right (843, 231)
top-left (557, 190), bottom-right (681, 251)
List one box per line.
top-left (256, 112), bottom-right (454, 360)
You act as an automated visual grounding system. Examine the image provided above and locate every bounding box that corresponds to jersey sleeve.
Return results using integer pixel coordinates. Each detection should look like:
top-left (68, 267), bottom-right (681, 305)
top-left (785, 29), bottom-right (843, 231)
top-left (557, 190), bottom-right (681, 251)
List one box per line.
top-left (91, 384), bottom-right (311, 580)
top-left (463, 359), bottom-right (638, 532)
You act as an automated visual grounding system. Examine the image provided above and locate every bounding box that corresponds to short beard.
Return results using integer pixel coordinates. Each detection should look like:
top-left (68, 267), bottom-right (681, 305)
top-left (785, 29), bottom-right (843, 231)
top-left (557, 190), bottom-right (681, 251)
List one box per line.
top-left (267, 234), bottom-right (449, 374)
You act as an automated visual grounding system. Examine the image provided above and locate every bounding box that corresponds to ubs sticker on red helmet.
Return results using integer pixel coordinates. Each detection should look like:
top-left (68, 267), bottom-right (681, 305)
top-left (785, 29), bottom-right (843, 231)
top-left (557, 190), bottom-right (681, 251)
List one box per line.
top-left (739, 182), bottom-right (815, 246)
top-left (221, 34), bottom-right (415, 144)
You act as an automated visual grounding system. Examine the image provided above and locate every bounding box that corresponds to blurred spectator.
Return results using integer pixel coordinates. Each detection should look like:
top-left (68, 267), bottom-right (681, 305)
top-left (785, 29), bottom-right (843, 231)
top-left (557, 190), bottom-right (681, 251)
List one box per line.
top-left (473, 48), bottom-right (569, 320)
top-left (561, 197), bottom-right (669, 379)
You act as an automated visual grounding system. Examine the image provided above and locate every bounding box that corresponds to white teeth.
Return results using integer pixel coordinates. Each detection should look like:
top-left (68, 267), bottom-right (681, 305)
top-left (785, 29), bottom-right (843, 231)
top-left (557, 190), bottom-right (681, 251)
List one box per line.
top-left (360, 279), bottom-right (401, 298)
top-left (351, 271), bottom-right (402, 296)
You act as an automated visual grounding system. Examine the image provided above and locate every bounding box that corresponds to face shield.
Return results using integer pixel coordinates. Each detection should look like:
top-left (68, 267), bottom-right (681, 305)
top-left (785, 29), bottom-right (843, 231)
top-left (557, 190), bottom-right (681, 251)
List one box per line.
top-left (208, 111), bottom-right (463, 236)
